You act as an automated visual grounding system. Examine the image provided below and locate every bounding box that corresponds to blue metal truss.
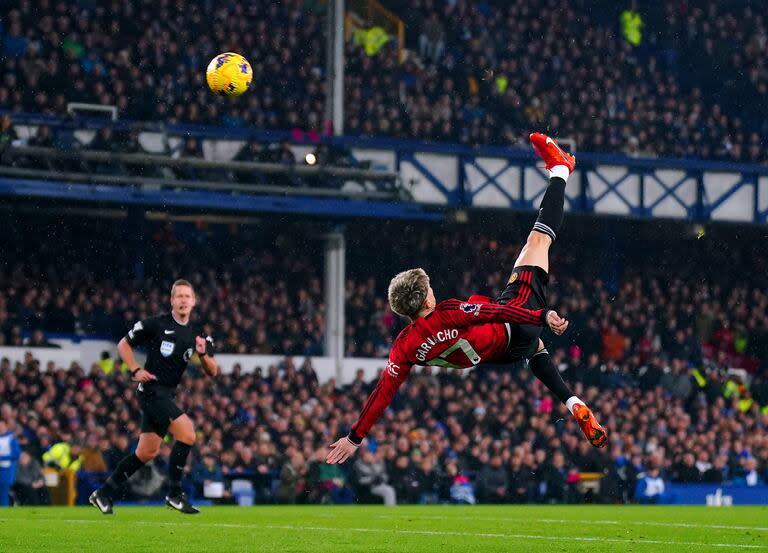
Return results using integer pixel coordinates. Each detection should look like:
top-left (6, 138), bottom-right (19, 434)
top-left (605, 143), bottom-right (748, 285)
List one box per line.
top-left (701, 175), bottom-right (756, 220)
top-left (526, 166), bottom-right (552, 207)
top-left (398, 151), bottom-right (460, 204)
top-left (463, 158), bottom-right (520, 207)
top-left (644, 171), bottom-right (698, 219)
top-left (584, 168), bottom-right (640, 215)
top-left (758, 180), bottom-right (768, 224)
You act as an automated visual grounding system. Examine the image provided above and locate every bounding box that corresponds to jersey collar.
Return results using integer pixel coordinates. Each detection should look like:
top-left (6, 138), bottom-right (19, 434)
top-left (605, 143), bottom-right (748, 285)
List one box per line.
top-left (171, 313), bottom-right (190, 326)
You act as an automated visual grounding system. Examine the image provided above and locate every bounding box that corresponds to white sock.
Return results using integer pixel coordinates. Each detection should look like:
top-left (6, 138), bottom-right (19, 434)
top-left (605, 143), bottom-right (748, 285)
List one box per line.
top-left (565, 396), bottom-right (584, 415)
top-left (549, 165), bottom-right (570, 182)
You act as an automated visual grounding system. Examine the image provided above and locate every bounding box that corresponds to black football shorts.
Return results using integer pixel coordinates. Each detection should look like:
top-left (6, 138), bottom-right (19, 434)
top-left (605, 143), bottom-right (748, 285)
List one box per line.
top-left (495, 265), bottom-right (549, 361)
top-left (137, 383), bottom-right (183, 436)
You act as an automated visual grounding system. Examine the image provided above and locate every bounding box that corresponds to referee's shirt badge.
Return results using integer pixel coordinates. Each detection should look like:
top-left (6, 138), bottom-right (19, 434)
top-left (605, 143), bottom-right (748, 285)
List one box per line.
top-left (160, 340), bottom-right (175, 357)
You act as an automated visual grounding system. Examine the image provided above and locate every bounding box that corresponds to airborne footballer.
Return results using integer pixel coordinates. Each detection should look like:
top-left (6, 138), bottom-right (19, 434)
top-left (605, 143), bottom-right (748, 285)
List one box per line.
top-left (327, 133), bottom-right (607, 465)
top-left (90, 279), bottom-right (219, 514)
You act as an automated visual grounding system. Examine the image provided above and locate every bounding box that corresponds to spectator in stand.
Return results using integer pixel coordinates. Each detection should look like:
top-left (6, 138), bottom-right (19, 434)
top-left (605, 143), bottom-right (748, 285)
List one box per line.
top-left (635, 460), bottom-right (669, 505)
top-left (673, 452), bottom-right (701, 483)
top-left (736, 457), bottom-right (764, 487)
top-left (352, 447), bottom-right (397, 506)
top-left (476, 455), bottom-right (508, 504)
top-left (0, 420), bottom-right (20, 506)
top-left (25, 330), bottom-right (59, 349)
top-left (191, 454), bottom-right (225, 500)
top-left (12, 450), bottom-right (49, 505)
top-left (0, 114), bottom-right (19, 164)
top-left (275, 451), bottom-right (306, 504)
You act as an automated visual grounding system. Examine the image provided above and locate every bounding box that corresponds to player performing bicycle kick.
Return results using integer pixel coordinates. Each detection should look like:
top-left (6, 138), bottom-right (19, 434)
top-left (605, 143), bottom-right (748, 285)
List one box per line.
top-left (327, 133), bottom-right (608, 464)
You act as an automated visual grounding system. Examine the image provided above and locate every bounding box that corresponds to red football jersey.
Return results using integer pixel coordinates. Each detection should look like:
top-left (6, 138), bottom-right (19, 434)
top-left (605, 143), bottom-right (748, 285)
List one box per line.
top-left (348, 295), bottom-right (546, 442)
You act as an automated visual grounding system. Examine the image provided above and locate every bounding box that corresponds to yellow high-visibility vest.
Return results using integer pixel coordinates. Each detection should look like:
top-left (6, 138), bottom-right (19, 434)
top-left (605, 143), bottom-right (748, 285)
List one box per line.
top-left (620, 10), bottom-right (643, 46)
top-left (692, 368), bottom-right (707, 388)
top-left (738, 398), bottom-right (753, 413)
top-left (495, 75), bottom-right (509, 94)
top-left (98, 358), bottom-right (114, 375)
top-left (353, 26), bottom-right (390, 56)
top-left (42, 443), bottom-right (83, 471)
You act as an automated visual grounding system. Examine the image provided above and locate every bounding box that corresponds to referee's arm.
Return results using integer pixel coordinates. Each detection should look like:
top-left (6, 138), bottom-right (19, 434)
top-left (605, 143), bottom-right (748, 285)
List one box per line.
top-left (117, 338), bottom-right (156, 382)
top-left (120, 318), bottom-right (157, 382)
top-left (196, 336), bottom-right (219, 377)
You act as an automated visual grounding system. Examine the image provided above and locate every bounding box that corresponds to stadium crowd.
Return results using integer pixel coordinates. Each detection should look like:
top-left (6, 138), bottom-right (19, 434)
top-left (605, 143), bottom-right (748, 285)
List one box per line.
top-left (346, 220), bottom-right (768, 380)
top-left (0, 349), bottom-right (766, 507)
top-left (0, 216), bottom-right (326, 355)
top-left (3, 216), bottom-right (768, 373)
top-left (1, 0), bottom-right (768, 162)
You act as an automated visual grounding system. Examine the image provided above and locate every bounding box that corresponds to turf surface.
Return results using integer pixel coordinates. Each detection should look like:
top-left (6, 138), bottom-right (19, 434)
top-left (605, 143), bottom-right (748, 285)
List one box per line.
top-left (0, 505), bottom-right (766, 552)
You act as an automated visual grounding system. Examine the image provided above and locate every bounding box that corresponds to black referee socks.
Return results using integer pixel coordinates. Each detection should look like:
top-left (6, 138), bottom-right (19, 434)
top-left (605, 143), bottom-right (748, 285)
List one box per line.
top-left (168, 442), bottom-right (193, 495)
top-left (528, 348), bottom-right (573, 404)
top-left (104, 453), bottom-right (145, 495)
top-left (533, 176), bottom-right (566, 241)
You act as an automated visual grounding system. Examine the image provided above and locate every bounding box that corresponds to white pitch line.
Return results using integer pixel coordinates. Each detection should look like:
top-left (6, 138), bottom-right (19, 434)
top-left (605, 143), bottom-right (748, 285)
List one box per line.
top-left (365, 513), bottom-right (768, 532)
top-left (1, 518), bottom-right (764, 550)
top-left (262, 523), bottom-right (765, 549)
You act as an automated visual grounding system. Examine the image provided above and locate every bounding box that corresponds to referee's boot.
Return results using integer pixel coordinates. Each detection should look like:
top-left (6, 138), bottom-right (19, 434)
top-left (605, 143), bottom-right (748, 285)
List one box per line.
top-left (166, 491), bottom-right (200, 514)
top-left (89, 488), bottom-right (114, 515)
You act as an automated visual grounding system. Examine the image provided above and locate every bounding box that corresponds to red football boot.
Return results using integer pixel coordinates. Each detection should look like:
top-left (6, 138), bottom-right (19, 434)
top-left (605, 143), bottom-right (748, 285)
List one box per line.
top-left (572, 403), bottom-right (608, 448)
top-left (529, 132), bottom-right (576, 172)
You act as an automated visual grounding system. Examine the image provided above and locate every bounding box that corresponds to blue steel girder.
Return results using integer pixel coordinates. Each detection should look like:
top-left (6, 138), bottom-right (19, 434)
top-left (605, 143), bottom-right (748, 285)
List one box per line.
top-left (528, 166), bottom-right (551, 205)
top-left (587, 168), bottom-right (638, 214)
top-left (702, 174), bottom-right (756, 221)
top-left (522, 166), bottom-right (586, 212)
top-left (644, 170), bottom-right (698, 218)
top-left (464, 157), bottom-right (518, 207)
top-left (398, 151), bottom-right (460, 204)
top-left (759, 177), bottom-right (768, 224)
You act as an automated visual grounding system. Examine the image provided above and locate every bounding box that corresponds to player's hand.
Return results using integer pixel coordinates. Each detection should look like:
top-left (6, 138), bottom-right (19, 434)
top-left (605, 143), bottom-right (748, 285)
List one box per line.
top-left (546, 310), bottom-right (569, 335)
top-left (195, 336), bottom-right (207, 356)
top-left (132, 369), bottom-right (157, 383)
top-left (326, 437), bottom-right (360, 464)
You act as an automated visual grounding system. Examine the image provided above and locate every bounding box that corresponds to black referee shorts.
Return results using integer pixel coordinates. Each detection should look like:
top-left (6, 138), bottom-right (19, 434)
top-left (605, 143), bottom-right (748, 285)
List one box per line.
top-left (136, 383), bottom-right (183, 436)
top-left (495, 265), bottom-right (549, 361)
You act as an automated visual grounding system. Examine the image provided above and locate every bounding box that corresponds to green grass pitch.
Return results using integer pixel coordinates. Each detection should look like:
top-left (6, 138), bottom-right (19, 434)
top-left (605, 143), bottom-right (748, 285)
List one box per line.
top-left (1, 505), bottom-right (766, 552)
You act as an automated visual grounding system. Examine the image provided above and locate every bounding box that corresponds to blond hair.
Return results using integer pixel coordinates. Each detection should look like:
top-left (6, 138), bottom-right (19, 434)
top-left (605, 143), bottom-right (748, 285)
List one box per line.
top-left (388, 268), bottom-right (430, 320)
top-left (171, 278), bottom-right (195, 297)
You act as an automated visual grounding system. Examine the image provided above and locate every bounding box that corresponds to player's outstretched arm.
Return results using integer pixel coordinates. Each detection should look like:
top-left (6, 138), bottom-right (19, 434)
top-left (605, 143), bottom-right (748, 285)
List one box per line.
top-left (326, 436), bottom-right (360, 464)
top-left (326, 358), bottom-right (412, 464)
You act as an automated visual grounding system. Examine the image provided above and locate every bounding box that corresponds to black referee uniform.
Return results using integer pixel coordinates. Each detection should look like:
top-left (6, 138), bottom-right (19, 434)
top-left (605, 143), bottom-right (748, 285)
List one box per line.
top-left (90, 312), bottom-right (215, 515)
top-left (126, 313), bottom-right (214, 436)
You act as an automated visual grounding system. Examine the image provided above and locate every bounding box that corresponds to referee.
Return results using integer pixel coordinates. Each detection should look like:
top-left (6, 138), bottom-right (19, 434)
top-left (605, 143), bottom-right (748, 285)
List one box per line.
top-left (90, 279), bottom-right (219, 514)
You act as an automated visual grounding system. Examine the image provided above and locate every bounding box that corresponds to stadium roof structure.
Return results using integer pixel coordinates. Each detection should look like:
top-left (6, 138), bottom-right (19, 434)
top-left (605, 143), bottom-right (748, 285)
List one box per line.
top-left (1, 111), bottom-right (767, 224)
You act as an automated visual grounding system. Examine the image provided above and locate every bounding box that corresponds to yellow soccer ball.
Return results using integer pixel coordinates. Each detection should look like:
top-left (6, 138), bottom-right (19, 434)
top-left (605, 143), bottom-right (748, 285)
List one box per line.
top-left (206, 52), bottom-right (252, 97)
